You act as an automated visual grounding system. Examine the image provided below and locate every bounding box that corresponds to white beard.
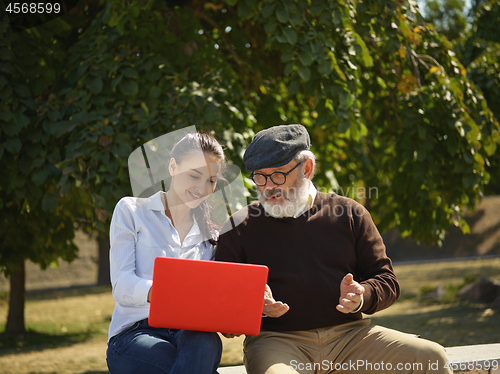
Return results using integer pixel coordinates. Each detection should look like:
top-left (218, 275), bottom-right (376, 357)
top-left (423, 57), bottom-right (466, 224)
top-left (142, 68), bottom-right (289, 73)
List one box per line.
top-left (258, 177), bottom-right (310, 218)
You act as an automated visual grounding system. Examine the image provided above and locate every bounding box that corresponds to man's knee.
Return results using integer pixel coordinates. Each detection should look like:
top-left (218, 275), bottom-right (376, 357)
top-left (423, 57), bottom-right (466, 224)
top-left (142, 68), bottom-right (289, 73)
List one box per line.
top-left (413, 339), bottom-right (451, 373)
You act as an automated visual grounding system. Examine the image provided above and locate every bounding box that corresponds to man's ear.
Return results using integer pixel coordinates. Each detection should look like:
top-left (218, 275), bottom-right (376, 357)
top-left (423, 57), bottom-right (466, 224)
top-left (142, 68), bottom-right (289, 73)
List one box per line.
top-left (303, 158), bottom-right (314, 180)
top-left (168, 157), bottom-right (177, 176)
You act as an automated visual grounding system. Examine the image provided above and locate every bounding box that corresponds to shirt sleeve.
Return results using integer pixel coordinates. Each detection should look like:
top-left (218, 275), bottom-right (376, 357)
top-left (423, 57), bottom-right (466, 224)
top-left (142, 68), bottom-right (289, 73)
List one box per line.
top-left (351, 203), bottom-right (400, 314)
top-left (109, 198), bottom-right (153, 307)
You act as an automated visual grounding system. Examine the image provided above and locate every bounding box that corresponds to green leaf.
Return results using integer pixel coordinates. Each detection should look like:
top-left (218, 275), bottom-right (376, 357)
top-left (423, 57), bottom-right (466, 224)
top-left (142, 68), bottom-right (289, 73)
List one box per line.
top-left (289, 12), bottom-right (302, 27)
top-left (311, 0), bottom-right (323, 15)
top-left (119, 79), bottom-right (139, 96)
top-left (276, 8), bottom-right (288, 23)
top-left (0, 111), bottom-right (13, 122)
top-left (281, 49), bottom-right (294, 63)
top-left (13, 84), bottom-right (30, 98)
top-left (165, 32), bottom-right (177, 44)
top-left (88, 76), bottom-right (103, 94)
top-left (0, 49), bottom-right (13, 60)
top-left (32, 169), bottom-right (48, 186)
top-left (4, 137), bottom-right (21, 153)
top-left (122, 67), bottom-right (138, 78)
top-left (3, 122), bottom-right (20, 136)
top-left (264, 22), bottom-right (277, 33)
top-left (262, 3), bottom-right (276, 18)
top-left (42, 193), bottom-right (58, 212)
top-left (328, 52), bottom-right (346, 81)
top-left (226, 0), bottom-right (238, 5)
top-left (283, 27), bottom-right (297, 45)
top-left (140, 102), bottom-right (150, 117)
top-left (340, 118), bottom-right (350, 133)
top-left (289, 79), bottom-right (300, 95)
top-left (149, 86), bottom-right (161, 99)
top-left (277, 33), bottom-right (288, 43)
top-left (238, 1), bottom-right (252, 19)
top-left (77, 62), bottom-right (89, 77)
top-left (353, 34), bottom-right (373, 67)
top-left (129, 5), bottom-right (140, 18)
top-left (0, 75), bottom-right (7, 87)
top-left (204, 103), bottom-right (222, 123)
top-left (318, 59), bottom-right (333, 75)
top-left (297, 64), bottom-right (311, 81)
top-left (299, 51), bottom-right (314, 66)
top-left (284, 61), bottom-right (294, 75)
top-left (111, 75), bottom-right (123, 89)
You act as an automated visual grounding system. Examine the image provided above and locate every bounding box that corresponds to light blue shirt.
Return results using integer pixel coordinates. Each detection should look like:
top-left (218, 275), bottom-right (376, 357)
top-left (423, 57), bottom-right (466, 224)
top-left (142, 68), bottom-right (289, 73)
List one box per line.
top-left (108, 191), bottom-right (215, 341)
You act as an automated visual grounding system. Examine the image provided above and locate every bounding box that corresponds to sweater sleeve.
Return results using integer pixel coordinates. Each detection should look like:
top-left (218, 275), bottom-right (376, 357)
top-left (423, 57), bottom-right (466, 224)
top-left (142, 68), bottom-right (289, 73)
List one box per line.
top-left (351, 203), bottom-right (400, 314)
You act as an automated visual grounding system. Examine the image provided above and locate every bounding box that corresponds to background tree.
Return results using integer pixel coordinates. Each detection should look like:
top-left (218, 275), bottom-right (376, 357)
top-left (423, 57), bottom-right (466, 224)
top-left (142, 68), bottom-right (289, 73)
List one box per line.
top-left (1, 0), bottom-right (499, 334)
top-left (423, 0), bottom-right (469, 40)
top-left (420, 0), bottom-right (500, 193)
top-left (0, 4), bottom-right (98, 333)
top-left (457, 0), bottom-right (500, 194)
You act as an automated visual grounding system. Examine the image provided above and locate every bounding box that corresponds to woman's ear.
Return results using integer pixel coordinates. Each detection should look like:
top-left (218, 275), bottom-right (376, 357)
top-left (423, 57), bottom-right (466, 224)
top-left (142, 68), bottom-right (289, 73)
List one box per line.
top-left (168, 157), bottom-right (177, 176)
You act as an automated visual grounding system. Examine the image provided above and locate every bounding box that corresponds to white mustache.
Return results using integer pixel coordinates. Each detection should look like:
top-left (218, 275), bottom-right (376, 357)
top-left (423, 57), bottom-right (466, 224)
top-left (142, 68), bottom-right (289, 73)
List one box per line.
top-left (264, 189), bottom-right (287, 199)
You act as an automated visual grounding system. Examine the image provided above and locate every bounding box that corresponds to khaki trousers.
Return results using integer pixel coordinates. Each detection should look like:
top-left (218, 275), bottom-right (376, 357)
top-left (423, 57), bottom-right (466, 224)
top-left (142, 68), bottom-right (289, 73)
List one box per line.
top-left (243, 319), bottom-right (452, 374)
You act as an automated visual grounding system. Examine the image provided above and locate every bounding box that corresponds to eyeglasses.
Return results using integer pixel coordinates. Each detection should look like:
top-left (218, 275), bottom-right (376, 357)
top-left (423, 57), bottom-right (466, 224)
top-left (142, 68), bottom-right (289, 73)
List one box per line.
top-left (250, 162), bottom-right (302, 186)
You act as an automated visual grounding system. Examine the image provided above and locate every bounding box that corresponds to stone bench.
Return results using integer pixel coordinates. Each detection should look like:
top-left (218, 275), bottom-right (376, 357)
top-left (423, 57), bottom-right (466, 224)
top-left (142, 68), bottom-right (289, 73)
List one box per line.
top-left (218, 343), bottom-right (500, 373)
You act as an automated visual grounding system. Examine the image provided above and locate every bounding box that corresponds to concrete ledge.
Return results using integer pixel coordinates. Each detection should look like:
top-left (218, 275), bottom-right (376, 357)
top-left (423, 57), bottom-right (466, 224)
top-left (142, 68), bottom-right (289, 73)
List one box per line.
top-left (446, 343), bottom-right (500, 373)
top-left (218, 343), bottom-right (500, 373)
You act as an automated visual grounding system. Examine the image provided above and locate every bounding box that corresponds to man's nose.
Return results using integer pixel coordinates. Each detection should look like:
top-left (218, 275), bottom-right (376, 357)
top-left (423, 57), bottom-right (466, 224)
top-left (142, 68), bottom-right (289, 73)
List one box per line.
top-left (264, 176), bottom-right (278, 188)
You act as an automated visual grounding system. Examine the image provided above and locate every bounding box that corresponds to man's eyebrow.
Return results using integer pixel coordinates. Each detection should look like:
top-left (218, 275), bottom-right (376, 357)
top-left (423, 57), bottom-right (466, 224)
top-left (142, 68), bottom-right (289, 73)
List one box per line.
top-left (190, 169), bottom-right (203, 175)
top-left (258, 166), bottom-right (288, 173)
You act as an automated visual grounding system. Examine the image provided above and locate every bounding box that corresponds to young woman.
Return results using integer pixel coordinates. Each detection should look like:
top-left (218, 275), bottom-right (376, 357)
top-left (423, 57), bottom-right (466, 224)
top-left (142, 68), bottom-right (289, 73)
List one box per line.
top-left (106, 133), bottom-right (226, 374)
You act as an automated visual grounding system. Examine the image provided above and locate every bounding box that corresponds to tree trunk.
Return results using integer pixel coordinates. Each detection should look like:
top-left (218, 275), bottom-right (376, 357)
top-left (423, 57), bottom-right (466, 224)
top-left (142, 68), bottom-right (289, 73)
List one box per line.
top-left (6, 261), bottom-right (26, 334)
top-left (97, 232), bottom-right (110, 286)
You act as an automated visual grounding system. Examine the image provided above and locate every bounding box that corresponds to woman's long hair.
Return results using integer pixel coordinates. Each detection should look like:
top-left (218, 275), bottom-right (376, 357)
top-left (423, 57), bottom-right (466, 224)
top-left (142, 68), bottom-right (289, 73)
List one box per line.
top-left (169, 132), bottom-right (226, 245)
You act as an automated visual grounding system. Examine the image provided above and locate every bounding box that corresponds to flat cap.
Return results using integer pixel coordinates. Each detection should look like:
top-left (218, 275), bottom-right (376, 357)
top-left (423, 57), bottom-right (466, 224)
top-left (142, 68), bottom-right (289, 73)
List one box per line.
top-left (244, 124), bottom-right (311, 172)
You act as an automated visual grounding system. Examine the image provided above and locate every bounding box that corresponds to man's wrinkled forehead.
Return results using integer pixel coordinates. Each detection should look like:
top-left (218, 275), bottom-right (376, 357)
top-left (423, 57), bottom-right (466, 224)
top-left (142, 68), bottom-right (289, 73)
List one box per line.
top-left (253, 159), bottom-right (295, 175)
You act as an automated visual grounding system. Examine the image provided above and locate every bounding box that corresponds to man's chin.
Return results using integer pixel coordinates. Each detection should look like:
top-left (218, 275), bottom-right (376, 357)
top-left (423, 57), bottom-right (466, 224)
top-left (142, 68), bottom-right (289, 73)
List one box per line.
top-left (262, 201), bottom-right (294, 219)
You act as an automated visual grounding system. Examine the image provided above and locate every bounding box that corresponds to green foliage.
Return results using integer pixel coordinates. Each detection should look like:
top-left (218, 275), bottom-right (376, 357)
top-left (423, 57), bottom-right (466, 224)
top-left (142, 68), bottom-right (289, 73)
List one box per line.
top-left (1, 0), bottom-right (499, 286)
top-left (455, 0), bottom-right (500, 194)
top-left (0, 13), bottom-right (94, 277)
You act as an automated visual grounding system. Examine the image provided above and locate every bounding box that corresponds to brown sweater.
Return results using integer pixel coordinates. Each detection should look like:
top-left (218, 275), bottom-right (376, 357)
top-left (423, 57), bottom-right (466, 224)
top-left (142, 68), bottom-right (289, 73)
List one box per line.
top-left (215, 192), bottom-right (400, 332)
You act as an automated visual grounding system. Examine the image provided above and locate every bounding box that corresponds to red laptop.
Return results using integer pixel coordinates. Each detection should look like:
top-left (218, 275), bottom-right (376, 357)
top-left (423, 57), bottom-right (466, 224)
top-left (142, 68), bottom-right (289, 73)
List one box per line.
top-left (148, 257), bottom-right (269, 335)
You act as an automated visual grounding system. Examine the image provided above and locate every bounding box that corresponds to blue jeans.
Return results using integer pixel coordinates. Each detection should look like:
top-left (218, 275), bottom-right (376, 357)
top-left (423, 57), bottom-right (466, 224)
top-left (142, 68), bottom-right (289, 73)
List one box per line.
top-left (106, 319), bottom-right (222, 374)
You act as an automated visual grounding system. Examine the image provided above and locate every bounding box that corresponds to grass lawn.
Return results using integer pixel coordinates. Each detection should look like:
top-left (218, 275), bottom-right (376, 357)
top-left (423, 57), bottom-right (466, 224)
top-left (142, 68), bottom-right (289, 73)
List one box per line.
top-left (0, 258), bottom-right (499, 373)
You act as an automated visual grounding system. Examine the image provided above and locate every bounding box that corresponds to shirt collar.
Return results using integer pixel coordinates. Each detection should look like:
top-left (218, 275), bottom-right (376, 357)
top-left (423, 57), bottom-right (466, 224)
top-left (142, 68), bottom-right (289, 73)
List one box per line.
top-left (145, 190), bottom-right (167, 211)
top-left (294, 181), bottom-right (317, 218)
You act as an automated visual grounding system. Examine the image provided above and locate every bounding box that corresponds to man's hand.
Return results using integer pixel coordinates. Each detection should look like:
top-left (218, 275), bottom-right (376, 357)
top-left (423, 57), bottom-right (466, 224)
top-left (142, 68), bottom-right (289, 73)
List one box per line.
top-left (263, 284), bottom-right (289, 318)
top-left (336, 273), bottom-right (365, 314)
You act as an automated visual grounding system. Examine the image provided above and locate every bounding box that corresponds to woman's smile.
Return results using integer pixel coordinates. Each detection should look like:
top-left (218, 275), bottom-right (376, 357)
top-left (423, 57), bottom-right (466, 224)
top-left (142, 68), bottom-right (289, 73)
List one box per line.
top-left (188, 191), bottom-right (203, 200)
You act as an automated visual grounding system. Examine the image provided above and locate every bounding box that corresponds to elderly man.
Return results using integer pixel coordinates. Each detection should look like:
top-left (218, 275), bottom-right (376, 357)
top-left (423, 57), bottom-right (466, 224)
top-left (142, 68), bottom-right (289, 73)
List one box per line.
top-left (215, 124), bottom-right (451, 374)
